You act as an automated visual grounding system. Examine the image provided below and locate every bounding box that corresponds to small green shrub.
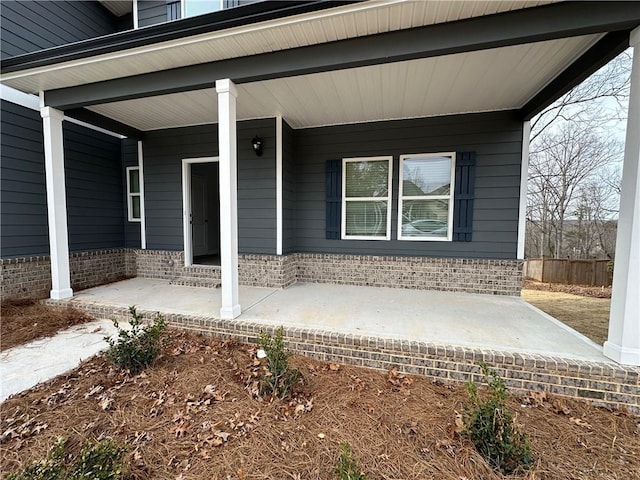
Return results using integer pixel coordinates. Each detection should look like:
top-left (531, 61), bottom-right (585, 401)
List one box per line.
top-left (464, 364), bottom-right (533, 475)
top-left (6, 438), bottom-right (127, 480)
top-left (335, 442), bottom-right (368, 480)
top-left (104, 306), bottom-right (168, 374)
top-left (257, 326), bottom-right (301, 399)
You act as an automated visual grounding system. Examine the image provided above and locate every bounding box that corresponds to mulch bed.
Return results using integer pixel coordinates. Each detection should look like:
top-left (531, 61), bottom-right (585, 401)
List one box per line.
top-left (523, 280), bottom-right (612, 299)
top-left (0, 298), bottom-right (94, 351)
top-left (1, 330), bottom-right (638, 479)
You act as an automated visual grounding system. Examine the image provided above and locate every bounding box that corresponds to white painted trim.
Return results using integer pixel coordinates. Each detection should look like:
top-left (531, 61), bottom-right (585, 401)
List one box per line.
top-left (397, 152), bottom-right (455, 242)
top-left (137, 141), bottom-right (147, 249)
top-left (630, 25), bottom-right (640, 47)
top-left (1, 85), bottom-right (125, 138)
top-left (276, 115), bottom-right (283, 255)
top-left (180, 0), bottom-right (185, 19)
top-left (518, 121), bottom-right (530, 259)
top-left (181, 156), bottom-right (219, 266)
top-left (40, 106), bottom-right (73, 300)
top-left (133, 0), bottom-right (139, 29)
top-left (0, 0), bottom-right (405, 83)
top-left (216, 78), bottom-right (241, 319)
top-left (341, 156), bottom-right (393, 241)
top-left (126, 166), bottom-right (142, 222)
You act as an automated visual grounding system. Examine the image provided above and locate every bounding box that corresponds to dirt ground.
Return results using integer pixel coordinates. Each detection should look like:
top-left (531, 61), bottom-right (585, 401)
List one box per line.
top-left (0, 298), bottom-right (93, 351)
top-left (1, 329), bottom-right (638, 480)
top-left (521, 281), bottom-right (610, 345)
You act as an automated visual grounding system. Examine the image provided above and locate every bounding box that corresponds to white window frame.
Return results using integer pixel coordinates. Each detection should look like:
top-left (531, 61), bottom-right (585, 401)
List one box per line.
top-left (126, 166), bottom-right (141, 222)
top-left (341, 156), bottom-right (392, 241)
top-left (397, 152), bottom-right (456, 242)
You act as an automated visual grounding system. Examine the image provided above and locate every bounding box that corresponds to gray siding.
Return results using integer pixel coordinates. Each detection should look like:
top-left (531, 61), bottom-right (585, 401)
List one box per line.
top-left (0, 101), bottom-right (48, 257)
top-left (282, 120), bottom-right (296, 254)
top-left (64, 123), bottom-right (125, 252)
top-left (292, 111), bottom-right (523, 259)
top-left (1, 1), bottom-right (121, 59)
top-left (142, 118), bottom-right (277, 254)
top-left (137, 1), bottom-right (171, 28)
top-left (122, 139), bottom-right (142, 248)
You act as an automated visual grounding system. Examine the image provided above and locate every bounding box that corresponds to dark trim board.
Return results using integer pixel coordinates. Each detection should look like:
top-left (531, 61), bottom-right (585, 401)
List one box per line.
top-left (65, 108), bottom-right (143, 139)
top-left (39, 1), bottom-right (640, 110)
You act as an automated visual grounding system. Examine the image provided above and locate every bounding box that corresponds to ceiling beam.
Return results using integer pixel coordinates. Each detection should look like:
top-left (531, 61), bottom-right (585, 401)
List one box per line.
top-left (64, 108), bottom-right (144, 139)
top-left (44, 1), bottom-right (640, 110)
top-left (519, 30), bottom-right (631, 121)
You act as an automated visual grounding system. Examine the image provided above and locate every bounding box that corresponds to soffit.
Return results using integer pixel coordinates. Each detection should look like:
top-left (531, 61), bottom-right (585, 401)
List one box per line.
top-left (99, 1), bottom-right (133, 17)
top-left (1, 0), bottom-right (554, 94)
top-left (86, 34), bottom-right (599, 130)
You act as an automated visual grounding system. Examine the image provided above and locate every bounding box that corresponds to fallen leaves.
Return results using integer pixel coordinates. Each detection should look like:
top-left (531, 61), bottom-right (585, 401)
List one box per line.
top-left (570, 417), bottom-right (593, 430)
top-left (387, 367), bottom-right (413, 395)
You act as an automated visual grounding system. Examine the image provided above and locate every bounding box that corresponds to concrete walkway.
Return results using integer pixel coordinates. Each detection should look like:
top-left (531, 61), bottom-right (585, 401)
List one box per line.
top-left (1, 277), bottom-right (609, 402)
top-left (1, 319), bottom-right (120, 402)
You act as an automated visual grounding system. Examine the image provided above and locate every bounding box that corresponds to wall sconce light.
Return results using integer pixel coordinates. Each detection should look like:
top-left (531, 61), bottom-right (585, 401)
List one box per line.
top-left (252, 136), bottom-right (263, 156)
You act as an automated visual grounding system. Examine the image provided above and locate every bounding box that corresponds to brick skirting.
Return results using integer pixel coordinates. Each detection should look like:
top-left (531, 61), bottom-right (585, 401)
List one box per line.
top-left (51, 300), bottom-right (640, 415)
top-left (1, 249), bottom-right (131, 300)
top-left (131, 250), bottom-right (522, 295)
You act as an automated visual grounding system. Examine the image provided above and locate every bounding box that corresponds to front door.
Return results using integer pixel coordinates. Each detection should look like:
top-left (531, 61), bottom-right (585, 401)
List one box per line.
top-left (191, 173), bottom-right (208, 257)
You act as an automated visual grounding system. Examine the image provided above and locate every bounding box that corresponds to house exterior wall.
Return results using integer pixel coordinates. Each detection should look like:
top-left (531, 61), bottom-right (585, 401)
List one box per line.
top-left (137, 0), bottom-right (172, 28)
top-left (142, 118), bottom-right (277, 254)
top-left (282, 120), bottom-right (296, 254)
top-left (122, 139), bottom-right (142, 248)
top-left (0, 0), bottom-right (122, 59)
top-left (293, 111), bottom-right (523, 259)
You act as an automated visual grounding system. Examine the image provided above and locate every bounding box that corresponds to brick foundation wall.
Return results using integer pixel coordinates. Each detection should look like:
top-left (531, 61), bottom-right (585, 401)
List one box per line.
top-left (295, 254), bottom-right (523, 295)
top-left (57, 300), bottom-right (640, 414)
top-left (1, 249), bottom-right (130, 300)
top-left (239, 254), bottom-right (297, 288)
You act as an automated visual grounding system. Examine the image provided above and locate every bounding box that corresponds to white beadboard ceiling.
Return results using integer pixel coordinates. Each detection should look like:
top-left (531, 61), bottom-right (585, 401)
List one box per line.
top-left (99, 1), bottom-right (132, 17)
top-left (1, 0), bottom-right (555, 94)
top-left (87, 35), bottom-right (600, 130)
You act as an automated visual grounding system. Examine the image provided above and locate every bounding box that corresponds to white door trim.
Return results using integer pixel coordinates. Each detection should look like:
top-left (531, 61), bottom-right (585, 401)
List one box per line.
top-left (181, 156), bottom-right (219, 266)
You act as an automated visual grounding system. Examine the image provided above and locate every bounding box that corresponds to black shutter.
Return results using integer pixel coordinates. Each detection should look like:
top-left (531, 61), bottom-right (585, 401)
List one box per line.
top-left (453, 152), bottom-right (476, 242)
top-left (325, 159), bottom-right (342, 240)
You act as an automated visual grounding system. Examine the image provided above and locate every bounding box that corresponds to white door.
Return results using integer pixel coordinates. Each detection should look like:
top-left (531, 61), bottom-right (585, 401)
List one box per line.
top-left (191, 174), bottom-right (208, 257)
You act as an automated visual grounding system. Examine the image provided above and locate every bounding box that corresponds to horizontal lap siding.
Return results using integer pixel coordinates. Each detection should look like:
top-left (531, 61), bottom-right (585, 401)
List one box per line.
top-left (1, 1), bottom-right (120, 59)
top-left (292, 111), bottom-right (523, 259)
top-left (142, 119), bottom-right (277, 254)
top-left (0, 101), bottom-right (48, 257)
top-left (64, 123), bottom-right (125, 252)
top-left (282, 120), bottom-right (296, 254)
top-left (138, 1), bottom-right (170, 27)
top-left (122, 139), bottom-right (142, 248)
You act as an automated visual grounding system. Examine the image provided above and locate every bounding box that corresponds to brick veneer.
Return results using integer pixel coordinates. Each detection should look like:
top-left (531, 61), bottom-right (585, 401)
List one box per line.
top-left (1, 249), bottom-right (132, 300)
top-left (50, 299), bottom-right (640, 414)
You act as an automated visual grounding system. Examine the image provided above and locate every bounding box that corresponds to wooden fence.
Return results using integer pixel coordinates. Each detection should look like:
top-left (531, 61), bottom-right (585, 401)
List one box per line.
top-left (523, 258), bottom-right (612, 286)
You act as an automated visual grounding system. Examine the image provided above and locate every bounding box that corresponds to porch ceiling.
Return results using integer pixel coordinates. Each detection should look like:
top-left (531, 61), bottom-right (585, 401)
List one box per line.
top-left (85, 35), bottom-right (600, 130)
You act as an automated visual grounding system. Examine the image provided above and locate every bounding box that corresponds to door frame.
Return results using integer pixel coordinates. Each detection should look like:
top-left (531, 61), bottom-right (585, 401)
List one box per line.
top-left (181, 156), bottom-right (219, 266)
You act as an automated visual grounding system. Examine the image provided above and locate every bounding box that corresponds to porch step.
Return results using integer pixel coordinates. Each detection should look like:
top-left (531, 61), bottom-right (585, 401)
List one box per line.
top-left (169, 265), bottom-right (221, 288)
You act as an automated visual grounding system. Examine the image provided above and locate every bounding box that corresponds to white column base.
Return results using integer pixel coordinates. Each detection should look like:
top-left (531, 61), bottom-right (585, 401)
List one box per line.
top-left (50, 288), bottom-right (74, 300)
top-left (220, 304), bottom-right (242, 320)
top-left (603, 342), bottom-right (640, 366)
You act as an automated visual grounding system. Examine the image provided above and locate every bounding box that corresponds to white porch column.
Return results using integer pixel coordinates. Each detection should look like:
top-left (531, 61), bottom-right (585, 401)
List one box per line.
top-left (40, 106), bottom-right (73, 299)
top-left (216, 79), bottom-right (241, 319)
top-left (603, 27), bottom-right (640, 366)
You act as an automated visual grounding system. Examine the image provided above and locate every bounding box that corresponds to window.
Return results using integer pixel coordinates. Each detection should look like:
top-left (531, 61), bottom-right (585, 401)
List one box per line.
top-left (182, 0), bottom-right (223, 18)
top-left (342, 157), bottom-right (392, 240)
top-left (398, 153), bottom-right (455, 241)
top-left (126, 167), bottom-right (141, 222)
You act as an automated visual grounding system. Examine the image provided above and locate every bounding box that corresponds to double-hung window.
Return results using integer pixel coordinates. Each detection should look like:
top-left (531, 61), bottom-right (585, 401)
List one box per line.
top-left (342, 157), bottom-right (392, 240)
top-left (126, 166), bottom-right (141, 222)
top-left (398, 153), bottom-right (455, 241)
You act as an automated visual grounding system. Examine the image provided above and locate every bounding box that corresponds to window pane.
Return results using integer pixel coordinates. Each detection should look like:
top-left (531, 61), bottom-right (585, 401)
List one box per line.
top-left (402, 156), bottom-right (451, 196)
top-left (401, 199), bottom-right (449, 237)
top-left (345, 161), bottom-right (389, 198)
top-left (129, 169), bottom-right (140, 194)
top-left (131, 195), bottom-right (141, 220)
top-left (185, 0), bottom-right (220, 17)
top-left (345, 201), bottom-right (387, 237)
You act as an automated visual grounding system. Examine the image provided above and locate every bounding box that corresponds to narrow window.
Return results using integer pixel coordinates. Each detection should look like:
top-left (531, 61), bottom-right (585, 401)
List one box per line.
top-left (127, 166), bottom-right (141, 222)
top-left (342, 157), bottom-right (392, 240)
top-left (398, 153), bottom-right (455, 241)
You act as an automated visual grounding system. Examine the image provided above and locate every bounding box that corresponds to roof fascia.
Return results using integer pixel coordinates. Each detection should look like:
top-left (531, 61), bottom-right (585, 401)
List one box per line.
top-left (1, 1), bottom-right (359, 74)
top-left (519, 30), bottom-right (631, 120)
top-left (42, 1), bottom-right (640, 111)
